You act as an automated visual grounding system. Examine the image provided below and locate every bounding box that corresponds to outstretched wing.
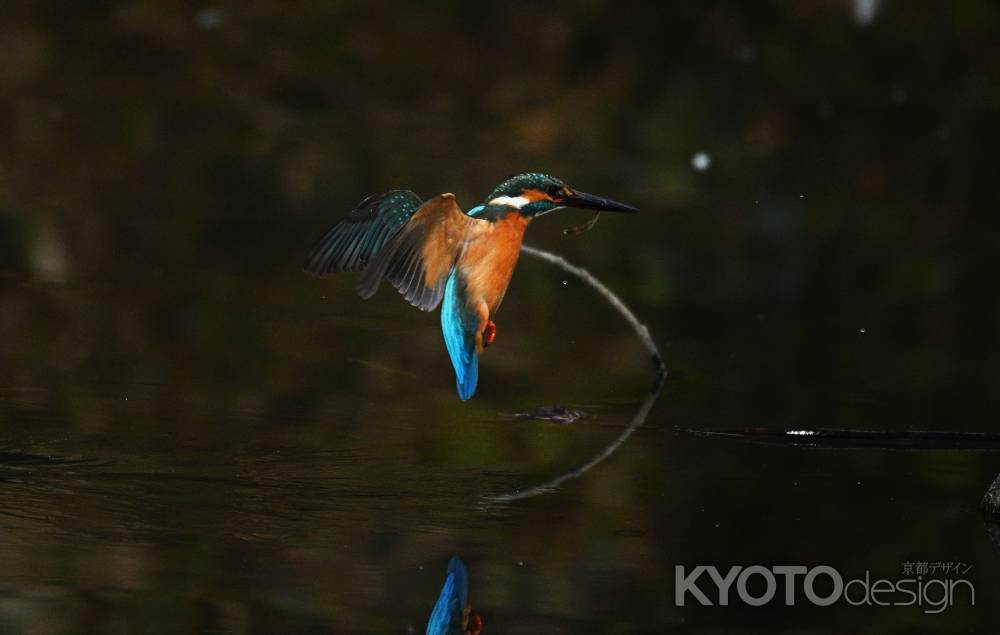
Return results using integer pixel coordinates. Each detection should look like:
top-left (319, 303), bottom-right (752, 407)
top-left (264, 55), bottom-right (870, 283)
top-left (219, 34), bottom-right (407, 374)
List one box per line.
top-left (303, 190), bottom-right (423, 275)
top-left (357, 194), bottom-right (487, 312)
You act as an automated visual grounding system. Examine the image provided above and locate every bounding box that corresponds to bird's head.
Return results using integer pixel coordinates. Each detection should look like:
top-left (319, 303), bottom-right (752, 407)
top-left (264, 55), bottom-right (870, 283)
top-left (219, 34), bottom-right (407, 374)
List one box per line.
top-left (482, 172), bottom-right (638, 217)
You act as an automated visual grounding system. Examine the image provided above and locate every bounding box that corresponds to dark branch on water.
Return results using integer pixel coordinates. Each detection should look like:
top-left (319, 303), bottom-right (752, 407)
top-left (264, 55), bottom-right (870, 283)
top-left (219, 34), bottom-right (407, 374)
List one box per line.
top-left (677, 427), bottom-right (1000, 450)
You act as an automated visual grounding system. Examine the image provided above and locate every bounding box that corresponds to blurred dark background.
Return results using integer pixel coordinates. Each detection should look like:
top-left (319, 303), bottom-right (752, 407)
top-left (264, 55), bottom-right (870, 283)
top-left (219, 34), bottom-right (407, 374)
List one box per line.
top-left (1, 1), bottom-right (999, 633)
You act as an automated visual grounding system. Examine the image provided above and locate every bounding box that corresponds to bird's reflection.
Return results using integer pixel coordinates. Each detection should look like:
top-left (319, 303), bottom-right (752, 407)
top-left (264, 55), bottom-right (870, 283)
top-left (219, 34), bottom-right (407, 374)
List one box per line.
top-left (426, 556), bottom-right (483, 635)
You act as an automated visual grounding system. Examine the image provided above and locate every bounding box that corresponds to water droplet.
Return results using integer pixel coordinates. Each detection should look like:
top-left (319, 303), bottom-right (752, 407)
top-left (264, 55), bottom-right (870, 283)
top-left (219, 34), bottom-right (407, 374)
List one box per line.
top-left (852, 0), bottom-right (880, 27)
top-left (859, 327), bottom-right (866, 333)
top-left (561, 280), bottom-right (568, 286)
top-left (890, 86), bottom-right (908, 106)
top-left (799, 194), bottom-right (805, 199)
top-left (518, 561), bottom-right (524, 566)
top-left (734, 44), bottom-right (757, 64)
top-left (691, 152), bottom-right (711, 172)
top-left (195, 7), bottom-right (225, 30)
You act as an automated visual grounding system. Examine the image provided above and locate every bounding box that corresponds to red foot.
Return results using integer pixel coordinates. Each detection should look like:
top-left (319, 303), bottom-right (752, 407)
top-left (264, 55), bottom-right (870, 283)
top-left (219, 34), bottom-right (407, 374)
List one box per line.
top-left (483, 320), bottom-right (496, 347)
top-left (468, 611), bottom-right (483, 635)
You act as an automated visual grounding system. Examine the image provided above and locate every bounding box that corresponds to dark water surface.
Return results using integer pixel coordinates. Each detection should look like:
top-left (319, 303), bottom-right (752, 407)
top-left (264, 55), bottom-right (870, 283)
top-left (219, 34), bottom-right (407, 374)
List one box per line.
top-left (3, 2), bottom-right (1000, 633)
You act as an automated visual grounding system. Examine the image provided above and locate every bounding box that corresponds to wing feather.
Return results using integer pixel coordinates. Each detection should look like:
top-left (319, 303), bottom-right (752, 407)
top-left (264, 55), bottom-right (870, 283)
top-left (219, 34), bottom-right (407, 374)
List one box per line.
top-left (357, 194), bottom-right (487, 312)
top-left (304, 190), bottom-right (423, 275)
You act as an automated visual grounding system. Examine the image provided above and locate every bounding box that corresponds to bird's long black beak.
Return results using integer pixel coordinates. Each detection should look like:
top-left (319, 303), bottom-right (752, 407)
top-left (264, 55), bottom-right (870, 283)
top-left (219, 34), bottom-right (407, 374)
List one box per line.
top-left (557, 189), bottom-right (639, 213)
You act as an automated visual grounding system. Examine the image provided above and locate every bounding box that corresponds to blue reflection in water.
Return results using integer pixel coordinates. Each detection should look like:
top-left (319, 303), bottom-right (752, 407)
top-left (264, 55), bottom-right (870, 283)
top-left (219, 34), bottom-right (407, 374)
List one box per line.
top-left (426, 556), bottom-right (482, 635)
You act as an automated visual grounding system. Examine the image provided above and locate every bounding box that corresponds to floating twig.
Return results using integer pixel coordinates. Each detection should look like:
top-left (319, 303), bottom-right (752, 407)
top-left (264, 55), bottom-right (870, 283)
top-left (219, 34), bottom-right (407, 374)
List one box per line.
top-left (678, 427), bottom-right (1000, 450)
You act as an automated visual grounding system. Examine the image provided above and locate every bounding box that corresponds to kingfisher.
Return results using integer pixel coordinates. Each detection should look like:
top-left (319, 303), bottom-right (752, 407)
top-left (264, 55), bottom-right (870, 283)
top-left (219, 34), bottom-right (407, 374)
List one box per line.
top-left (304, 173), bottom-right (637, 400)
top-left (425, 556), bottom-right (483, 635)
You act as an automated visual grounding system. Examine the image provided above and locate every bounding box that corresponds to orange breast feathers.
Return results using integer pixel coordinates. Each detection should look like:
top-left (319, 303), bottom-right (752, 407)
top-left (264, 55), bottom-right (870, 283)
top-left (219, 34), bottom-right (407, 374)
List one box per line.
top-left (458, 213), bottom-right (531, 316)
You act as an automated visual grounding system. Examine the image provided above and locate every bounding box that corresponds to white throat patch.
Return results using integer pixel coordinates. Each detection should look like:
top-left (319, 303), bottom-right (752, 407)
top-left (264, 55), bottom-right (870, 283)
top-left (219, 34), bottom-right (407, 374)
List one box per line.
top-left (487, 195), bottom-right (531, 209)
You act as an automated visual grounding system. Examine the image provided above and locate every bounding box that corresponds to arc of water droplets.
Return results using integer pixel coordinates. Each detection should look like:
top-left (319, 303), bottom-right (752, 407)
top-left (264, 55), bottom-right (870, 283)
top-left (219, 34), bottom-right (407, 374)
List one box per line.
top-left (482, 244), bottom-right (666, 503)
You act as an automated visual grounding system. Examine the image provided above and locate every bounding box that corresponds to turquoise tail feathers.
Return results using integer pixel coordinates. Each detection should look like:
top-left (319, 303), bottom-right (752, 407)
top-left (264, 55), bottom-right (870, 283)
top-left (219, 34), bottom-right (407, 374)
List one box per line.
top-left (441, 271), bottom-right (479, 400)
